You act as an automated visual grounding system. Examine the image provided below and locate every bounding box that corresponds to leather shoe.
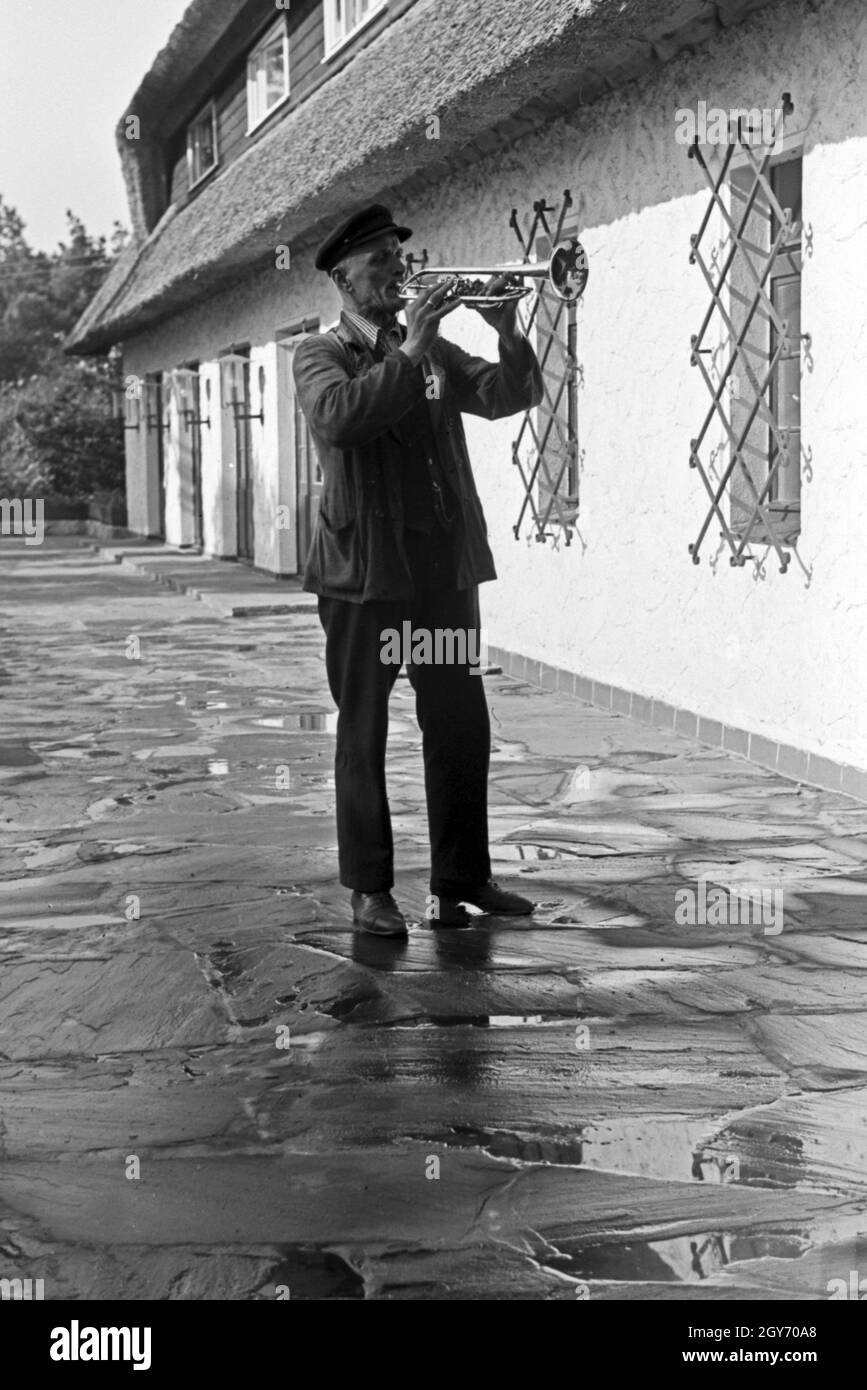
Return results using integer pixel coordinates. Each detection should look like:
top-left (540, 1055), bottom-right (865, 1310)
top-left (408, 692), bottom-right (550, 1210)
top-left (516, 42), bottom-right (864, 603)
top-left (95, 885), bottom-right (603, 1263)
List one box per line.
top-left (434, 879), bottom-right (535, 921)
top-left (351, 890), bottom-right (408, 937)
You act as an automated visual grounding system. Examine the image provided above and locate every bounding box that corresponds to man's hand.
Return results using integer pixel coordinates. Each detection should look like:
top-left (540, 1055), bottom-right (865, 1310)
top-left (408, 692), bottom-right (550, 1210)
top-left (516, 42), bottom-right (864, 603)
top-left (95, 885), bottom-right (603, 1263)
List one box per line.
top-left (472, 275), bottom-right (524, 341)
top-left (402, 281), bottom-right (460, 366)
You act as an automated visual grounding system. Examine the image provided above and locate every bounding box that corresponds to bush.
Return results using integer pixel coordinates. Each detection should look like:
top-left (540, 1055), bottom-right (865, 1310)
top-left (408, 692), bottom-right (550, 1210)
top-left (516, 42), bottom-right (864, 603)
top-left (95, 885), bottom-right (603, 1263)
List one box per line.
top-left (0, 355), bottom-right (123, 498)
top-left (0, 199), bottom-right (128, 504)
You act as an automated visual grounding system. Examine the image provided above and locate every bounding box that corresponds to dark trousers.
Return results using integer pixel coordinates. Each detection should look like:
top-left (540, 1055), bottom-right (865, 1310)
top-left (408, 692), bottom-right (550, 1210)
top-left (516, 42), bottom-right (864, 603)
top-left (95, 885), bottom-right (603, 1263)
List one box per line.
top-left (317, 527), bottom-right (491, 895)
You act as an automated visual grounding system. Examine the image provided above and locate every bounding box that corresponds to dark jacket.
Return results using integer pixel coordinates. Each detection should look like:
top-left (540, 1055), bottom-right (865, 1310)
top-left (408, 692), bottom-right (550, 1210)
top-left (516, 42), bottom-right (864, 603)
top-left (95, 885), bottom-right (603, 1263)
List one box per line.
top-left (292, 312), bottom-right (543, 602)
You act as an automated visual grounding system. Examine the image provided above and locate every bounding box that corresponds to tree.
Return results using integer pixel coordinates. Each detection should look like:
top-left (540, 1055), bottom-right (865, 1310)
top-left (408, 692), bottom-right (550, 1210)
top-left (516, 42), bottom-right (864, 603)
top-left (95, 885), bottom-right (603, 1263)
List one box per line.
top-left (0, 199), bottom-right (127, 502)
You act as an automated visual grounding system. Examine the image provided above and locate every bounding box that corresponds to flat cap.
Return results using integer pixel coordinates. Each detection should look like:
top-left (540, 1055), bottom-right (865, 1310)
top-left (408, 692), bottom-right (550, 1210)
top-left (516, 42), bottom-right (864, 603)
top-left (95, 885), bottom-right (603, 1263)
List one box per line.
top-left (315, 203), bottom-right (412, 273)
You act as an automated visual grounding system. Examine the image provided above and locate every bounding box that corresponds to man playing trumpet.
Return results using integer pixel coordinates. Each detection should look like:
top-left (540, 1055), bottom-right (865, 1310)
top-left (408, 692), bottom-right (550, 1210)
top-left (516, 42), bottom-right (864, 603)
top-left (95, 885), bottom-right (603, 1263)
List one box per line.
top-left (293, 203), bottom-right (543, 936)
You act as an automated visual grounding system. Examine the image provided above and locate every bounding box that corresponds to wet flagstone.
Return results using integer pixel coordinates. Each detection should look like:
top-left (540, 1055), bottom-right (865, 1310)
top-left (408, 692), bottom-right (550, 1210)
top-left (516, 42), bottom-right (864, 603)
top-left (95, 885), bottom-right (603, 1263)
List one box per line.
top-left (1, 536), bottom-right (867, 1300)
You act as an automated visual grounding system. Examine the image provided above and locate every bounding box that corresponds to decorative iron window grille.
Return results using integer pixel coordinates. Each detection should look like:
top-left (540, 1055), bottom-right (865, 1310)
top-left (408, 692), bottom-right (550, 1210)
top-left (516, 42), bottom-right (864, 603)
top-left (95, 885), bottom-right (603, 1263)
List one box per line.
top-left (510, 193), bottom-right (584, 546)
top-left (687, 95), bottom-right (810, 574)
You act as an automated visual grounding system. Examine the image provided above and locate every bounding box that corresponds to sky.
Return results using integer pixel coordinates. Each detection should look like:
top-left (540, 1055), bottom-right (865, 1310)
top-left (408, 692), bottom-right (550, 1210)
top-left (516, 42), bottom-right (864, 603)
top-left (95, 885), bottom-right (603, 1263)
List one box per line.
top-left (0, 0), bottom-right (192, 252)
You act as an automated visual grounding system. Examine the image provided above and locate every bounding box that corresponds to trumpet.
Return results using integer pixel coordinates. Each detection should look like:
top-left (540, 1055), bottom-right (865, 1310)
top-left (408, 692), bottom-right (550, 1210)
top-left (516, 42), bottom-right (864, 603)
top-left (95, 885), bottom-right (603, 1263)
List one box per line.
top-left (397, 237), bottom-right (589, 306)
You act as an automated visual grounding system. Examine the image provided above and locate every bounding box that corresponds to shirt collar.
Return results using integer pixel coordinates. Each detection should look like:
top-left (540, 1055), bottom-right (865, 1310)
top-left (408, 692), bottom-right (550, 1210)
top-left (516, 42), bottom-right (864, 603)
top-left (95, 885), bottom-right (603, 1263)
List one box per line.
top-left (341, 308), bottom-right (403, 350)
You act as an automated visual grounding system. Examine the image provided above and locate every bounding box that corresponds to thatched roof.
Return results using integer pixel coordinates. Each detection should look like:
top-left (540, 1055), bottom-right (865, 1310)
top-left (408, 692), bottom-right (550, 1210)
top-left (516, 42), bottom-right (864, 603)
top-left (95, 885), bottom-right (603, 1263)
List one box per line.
top-left (116, 0), bottom-right (258, 239)
top-left (69, 0), bottom-right (778, 353)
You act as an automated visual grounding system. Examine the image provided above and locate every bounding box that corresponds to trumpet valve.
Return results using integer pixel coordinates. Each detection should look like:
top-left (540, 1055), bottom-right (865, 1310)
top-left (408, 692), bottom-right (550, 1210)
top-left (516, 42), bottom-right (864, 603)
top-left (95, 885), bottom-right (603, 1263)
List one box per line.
top-left (436, 273), bottom-right (525, 302)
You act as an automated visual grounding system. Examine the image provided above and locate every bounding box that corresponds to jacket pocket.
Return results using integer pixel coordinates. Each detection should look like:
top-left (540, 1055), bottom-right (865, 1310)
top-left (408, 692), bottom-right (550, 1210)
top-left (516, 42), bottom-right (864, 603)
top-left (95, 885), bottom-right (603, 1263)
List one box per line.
top-left (310, 510), bottom-right (364, 594)
top-left (319, 489), bottom-right (356, 531)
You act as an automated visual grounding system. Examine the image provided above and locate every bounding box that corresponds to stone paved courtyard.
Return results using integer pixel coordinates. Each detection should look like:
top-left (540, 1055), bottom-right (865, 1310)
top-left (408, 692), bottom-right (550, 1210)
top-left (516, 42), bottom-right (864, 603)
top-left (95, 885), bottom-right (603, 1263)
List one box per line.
top-left (2, 536), bottom-right (867, 1300)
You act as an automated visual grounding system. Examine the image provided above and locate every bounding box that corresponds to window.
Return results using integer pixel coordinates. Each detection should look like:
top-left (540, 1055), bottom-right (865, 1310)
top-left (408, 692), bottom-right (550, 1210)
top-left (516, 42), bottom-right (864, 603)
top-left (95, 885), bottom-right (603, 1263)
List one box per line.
top-left (323, 0), bottom-right (386, 57)
top-left (247, 18), bottom-right (290, 131)
top-left (187, 102), bottom-right (218, 188)
top-left (687, 104), bottom-right (806, 571)
top-left (533, 228), bottom-right (580, 520)
top-left (766, 158), bottom-right (802, 512)
top-left (728, 152), bottom-right (803, 544)
top-left (508, 194), bottom-right (585, 544)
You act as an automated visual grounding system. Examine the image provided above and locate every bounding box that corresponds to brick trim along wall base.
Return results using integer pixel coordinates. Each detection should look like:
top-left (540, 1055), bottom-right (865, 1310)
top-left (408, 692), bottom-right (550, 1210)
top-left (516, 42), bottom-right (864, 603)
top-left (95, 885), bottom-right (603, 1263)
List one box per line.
top-left (487, 646), bottom-right (867, 806)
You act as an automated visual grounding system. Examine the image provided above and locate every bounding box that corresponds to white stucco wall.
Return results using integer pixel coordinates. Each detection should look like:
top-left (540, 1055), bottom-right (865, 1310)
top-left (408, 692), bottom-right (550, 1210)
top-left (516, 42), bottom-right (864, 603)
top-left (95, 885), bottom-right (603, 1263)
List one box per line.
top-left (420, 0), bottom-right (867, 770)
top-left (119, 0), bottom-right (867, 770)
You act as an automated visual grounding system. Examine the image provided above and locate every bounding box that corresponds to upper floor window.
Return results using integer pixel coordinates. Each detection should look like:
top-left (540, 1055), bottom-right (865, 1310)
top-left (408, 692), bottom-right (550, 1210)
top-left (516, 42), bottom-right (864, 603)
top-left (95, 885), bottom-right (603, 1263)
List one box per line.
top-left (187, 102), bottom-right (218, 188)
top-left (247, 18), bottom-right (290, 132)
top-left (323, 0), bottom-right (387, 57)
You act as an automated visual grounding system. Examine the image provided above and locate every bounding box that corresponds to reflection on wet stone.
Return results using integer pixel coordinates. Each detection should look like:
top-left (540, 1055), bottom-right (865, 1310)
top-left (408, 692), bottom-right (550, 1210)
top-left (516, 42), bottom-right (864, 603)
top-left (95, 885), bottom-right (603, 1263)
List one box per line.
top-left (567, 1231), bottom-right (809, 1284)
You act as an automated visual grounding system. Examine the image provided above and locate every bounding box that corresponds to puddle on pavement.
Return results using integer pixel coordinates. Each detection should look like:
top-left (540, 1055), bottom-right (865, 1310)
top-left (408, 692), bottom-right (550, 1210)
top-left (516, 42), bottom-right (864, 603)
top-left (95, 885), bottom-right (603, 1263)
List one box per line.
top-left (282, 1030), bottom-right (330, 1053)
top-left (253, 712), bottom-right (338, 732)
top-left (496, 843), bottom-right (585, 861)
top-left (0, 913), bottom-right (121, 931)
top-left (18, 844), bottom-right (81, 868)
top-left (76, 840), bottom-right (174, 862)
top-left (695, 1131), bottom-right (806, 1189)
top-left (559, 1230), bottom-right (807, 1283)
top-left (145, 773), bottom-right (222, 790)
top-left (252, 711), bottom-right (415, 736)
top-left (490, 740), bottom-right (529, 761)
top-left (0, 742), bottom-right (41, 767)
top-left (392, 1013), bottom-right (570, 1030)
top-left (441, 1114), bottom-right (799, 1190)
top-left (43, 747), bottom-right (118, 761)
top-left (204, 943), bottom-right (245, 992)
top-left (448, 1124), bottom-right (586, 1166)
top-left (255, 1248), bottom-right (363, 1300)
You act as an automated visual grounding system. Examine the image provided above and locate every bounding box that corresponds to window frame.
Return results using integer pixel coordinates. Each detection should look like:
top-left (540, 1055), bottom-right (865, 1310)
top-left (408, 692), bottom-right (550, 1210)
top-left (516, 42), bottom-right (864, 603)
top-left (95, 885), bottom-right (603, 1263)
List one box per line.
top-left (246, 16), bottom-right (291, 134)
top-left (723, 137), bottom-right (804, 545)
top-left (322, 0), bottom-right (388, 60)
top-left (186, 100), bottom-right (219, 191)
top-left (531, 224), bottom-right (581, 520)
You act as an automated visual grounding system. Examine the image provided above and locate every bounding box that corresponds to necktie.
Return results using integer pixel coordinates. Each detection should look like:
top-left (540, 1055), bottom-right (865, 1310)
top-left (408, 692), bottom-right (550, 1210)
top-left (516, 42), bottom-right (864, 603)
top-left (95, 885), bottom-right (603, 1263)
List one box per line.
top-left (380, 326), bottom-right (403, 357)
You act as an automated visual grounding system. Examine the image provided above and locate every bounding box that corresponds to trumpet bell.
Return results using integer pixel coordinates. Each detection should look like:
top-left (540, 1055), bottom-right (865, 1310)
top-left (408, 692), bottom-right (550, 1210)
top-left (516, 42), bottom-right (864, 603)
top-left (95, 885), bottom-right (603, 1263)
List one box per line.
top-left (549, 238), bottom-right (590, 301)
